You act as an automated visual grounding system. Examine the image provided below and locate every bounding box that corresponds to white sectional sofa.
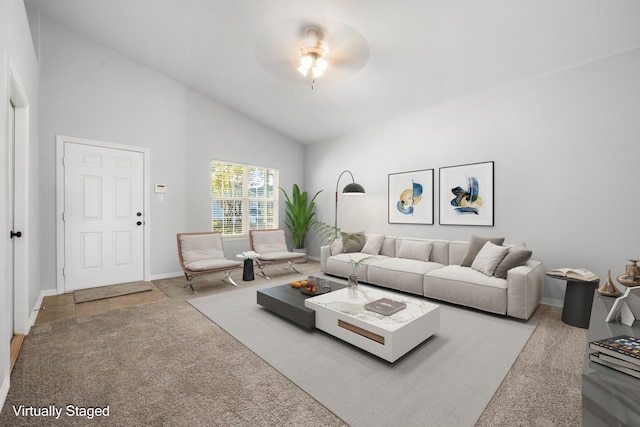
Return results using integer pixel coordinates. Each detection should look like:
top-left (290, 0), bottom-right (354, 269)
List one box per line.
top-left (320, 234), bottom-right (544, 320)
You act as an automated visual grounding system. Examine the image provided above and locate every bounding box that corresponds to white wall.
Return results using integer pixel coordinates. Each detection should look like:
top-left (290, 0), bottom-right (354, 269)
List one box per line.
top-left (305, 48), bottom-right (640, 305)
top-left (36, 16), bottom-right (303, 282)
top-left (0, 0), bottom-right (39, 411)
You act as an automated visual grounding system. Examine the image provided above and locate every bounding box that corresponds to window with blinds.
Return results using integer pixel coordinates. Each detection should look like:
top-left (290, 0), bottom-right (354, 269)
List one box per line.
top-left (211, 161), bottom-right (278, 235)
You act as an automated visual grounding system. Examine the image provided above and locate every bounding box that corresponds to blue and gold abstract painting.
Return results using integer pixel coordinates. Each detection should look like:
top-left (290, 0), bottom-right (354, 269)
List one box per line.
top-left (450, 176), bottom-right (483, 215)
top-left (388, 169), bottom-right (434, 224)
top-left (439, 161), bottom-right (494, 226)
top-left (397, 180), bottom-right (423, 215)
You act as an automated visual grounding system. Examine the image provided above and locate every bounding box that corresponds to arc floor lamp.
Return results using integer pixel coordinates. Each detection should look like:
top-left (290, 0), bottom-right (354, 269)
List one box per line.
top-left (335, 170), bottom-right (365, 238)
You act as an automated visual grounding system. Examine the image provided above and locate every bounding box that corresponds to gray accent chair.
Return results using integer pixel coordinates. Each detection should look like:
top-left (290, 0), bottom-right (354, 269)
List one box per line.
top-left (176, 232), bottom-right (243, 293)
top-left (249, 229), bottom-right (305, 279)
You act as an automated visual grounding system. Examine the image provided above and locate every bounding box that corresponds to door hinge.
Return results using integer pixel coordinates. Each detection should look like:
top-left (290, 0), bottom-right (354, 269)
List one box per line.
top-left (62, 212), bottom-right (65, 221)
top-left (62, 267), bottom-right (66, 277)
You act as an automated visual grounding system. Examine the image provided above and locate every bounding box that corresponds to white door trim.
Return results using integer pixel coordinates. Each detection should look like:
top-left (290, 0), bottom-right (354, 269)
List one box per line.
top-left (9, 60), bottom-right (30, 335)
top-left (56, 135), bottom-right (150, 294)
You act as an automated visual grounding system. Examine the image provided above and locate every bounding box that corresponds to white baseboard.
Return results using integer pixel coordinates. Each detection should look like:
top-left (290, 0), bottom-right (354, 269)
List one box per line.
top-left (542, 297), bottom-right (563, 308)
top-left (29, 289), bottom-right (58, 329)
top-left (150, 271), bottom-right (182, 281)
top-left (0, 376), bottom-right (9, 414)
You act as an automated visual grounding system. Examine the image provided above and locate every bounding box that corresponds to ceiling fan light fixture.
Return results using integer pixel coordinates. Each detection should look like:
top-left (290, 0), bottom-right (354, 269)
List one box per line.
top-left (297, 54), bottom-right (313, 76)
top-left (297, 26), bottom-right (328, 84)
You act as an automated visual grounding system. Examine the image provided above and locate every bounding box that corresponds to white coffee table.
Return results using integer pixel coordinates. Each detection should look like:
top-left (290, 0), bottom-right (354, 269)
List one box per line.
top-left (305, 284), bottom-right (440, 362)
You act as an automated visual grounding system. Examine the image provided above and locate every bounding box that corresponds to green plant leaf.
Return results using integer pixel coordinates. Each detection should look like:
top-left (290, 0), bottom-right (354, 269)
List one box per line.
top-left (280, 185), bottom-right (323, 249)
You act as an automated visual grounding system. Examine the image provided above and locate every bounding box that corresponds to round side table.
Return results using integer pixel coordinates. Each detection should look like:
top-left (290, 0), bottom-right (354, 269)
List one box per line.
top-left (237, 253), bottom-right (259, 281)
top-left (547, 274), bottom-right (600, 328)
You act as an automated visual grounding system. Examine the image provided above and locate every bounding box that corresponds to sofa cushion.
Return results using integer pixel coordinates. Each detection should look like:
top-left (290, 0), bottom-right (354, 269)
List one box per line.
top-left (362, 234), bottom-right (386, 255)
top-left (380, 237), bottom-right (396, 257)
top-left (471, 242), bottom-right (510, 276)
top-left (326, 253), bottom-right (388, 282)
top-left (368, 258), bottom-right (444, 295)
top-left (424, 265), bottom-right (508, 315)
top-left (397, 239), bottom-right (433, 261)
top-left (330, 239), bottom-right (343, 255)
top-left (258, 251), bottom-right (304, 261)
top-left (342, 231), bottom-right (366, 253)
top-left (494, 245), bottom-right (533, 279)
top-left (461, 235), bottom-right (505, 267)
top-left (185, 259), bottom-right (242, 271)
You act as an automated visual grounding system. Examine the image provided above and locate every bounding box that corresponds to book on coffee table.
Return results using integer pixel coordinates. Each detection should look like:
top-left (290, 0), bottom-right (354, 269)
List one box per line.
top-left (365, 298), bottom-right (407, 316)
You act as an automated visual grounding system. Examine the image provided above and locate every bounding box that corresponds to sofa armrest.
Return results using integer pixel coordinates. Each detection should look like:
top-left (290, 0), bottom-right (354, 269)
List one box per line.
top-left (506, 260), bottom-right (544, 320)
top-left (320, 245), bottom-right (331, 273)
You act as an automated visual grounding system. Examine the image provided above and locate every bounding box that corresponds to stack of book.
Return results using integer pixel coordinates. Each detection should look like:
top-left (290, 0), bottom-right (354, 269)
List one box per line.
top-left (589, 335), bottom-right (640, 379)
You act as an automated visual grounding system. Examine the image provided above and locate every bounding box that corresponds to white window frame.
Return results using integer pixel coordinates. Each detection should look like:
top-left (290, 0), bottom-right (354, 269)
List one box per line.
top-left (211, 160), bottom-right (279, 235)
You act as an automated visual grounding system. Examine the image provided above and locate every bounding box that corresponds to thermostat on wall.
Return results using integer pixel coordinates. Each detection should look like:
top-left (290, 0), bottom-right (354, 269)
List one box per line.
top-left (155, 184), bottom-right (166, 193)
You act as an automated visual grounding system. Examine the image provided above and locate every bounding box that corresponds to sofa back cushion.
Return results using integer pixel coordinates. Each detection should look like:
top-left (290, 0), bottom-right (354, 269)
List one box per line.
top-left (380, 237), bottom-right (396, 257)
top-left (429, 240), bottom-right (449, 265)
top-left (449, 241), bottom-right (469, 265)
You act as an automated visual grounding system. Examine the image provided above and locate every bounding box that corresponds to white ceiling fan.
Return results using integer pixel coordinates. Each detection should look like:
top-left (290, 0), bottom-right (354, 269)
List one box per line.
top-left (254, 18), bottom-right (370, 87)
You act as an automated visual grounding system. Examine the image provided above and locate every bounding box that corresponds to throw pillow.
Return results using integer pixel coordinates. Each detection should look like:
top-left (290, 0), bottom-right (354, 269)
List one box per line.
top-left (461, 235), bottom-right (505, 267)
top-left (329, 239), bottom-right (344, 256)
top-left (342, 231), bottom-right (366, 253)
top-left (361, 234), bottom-right (386, 255)
top-left (471, 242), bottom-right (510, 276)
top-left (397, 240), bottom-right (433, 262)
top-left (494, 247), bottom-right (533, 279)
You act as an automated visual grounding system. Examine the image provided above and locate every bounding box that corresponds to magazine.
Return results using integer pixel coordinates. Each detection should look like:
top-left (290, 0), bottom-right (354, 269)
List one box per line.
top-left (365, 298), bottom-right (406, 316)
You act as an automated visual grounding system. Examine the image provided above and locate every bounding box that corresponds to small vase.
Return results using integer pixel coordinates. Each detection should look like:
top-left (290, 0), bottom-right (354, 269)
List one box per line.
top-left (348, 273), bottom-right (358, 298)
top-left (598, 270), bottom-right (622, 297)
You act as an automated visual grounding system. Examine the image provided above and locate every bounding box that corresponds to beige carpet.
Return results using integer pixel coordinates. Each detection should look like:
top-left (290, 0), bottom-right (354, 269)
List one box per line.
top-left (1, 261), bottom-right (586, 426)
top-left (73, 281), bottom-right (152, 303)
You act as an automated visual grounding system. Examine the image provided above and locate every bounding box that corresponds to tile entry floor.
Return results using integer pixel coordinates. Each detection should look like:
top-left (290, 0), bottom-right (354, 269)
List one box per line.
top-left (35, 282), bottom-right (168, 324)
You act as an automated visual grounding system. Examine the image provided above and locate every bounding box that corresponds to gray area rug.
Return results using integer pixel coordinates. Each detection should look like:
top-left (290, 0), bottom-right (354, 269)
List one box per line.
top-left (189, 282), bottom-right (539, 427)
top-left (74, 281), bottom-right (152, 303)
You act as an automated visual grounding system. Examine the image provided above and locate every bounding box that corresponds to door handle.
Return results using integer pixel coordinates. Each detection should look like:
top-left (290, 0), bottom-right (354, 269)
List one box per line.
top-left (10, 231), bottom-right (22, 238)
top-left (136, 221), bottom-right (142, 226)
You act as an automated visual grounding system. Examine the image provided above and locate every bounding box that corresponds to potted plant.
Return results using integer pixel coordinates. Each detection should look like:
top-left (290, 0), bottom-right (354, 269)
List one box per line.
top-left (280, 184), bottom-right (322, 255)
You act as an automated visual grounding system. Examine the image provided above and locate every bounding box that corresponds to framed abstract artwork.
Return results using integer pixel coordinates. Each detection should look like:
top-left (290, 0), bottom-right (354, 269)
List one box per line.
top-left (439, 161), bottom-right (494, 226)
top-left (388, 169), bottom-right (434, 224)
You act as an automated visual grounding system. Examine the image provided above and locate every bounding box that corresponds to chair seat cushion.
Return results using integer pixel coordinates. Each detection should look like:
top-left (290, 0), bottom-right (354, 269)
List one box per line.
top-left (185, 259), bottom-right (242, 272)
top-left (257, 252), bottom-right (305, 262)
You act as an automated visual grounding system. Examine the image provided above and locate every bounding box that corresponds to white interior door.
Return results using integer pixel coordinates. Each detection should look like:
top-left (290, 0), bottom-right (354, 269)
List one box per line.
top-left (8, 100), bottom-right (15, 334)
top-left (63, 142), bottom-right (145, 290)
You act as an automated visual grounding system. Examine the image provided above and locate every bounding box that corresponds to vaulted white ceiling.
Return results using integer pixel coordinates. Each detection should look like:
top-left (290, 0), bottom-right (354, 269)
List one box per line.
top-left (25, 0), bottom-right (640, 144)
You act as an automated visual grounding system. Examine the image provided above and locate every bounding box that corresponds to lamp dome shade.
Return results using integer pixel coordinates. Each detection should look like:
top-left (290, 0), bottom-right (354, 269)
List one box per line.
top-left (342, 183), bottom-right (365, 194)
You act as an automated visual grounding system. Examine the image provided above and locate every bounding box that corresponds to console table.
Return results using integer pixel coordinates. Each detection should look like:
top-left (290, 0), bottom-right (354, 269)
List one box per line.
top-left (582, 291), bottom-right (640, 426)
